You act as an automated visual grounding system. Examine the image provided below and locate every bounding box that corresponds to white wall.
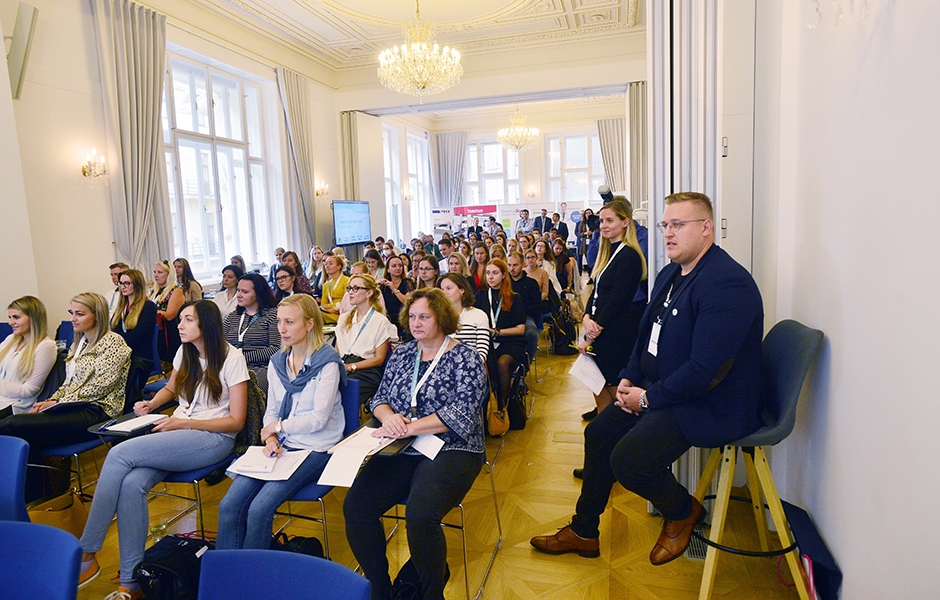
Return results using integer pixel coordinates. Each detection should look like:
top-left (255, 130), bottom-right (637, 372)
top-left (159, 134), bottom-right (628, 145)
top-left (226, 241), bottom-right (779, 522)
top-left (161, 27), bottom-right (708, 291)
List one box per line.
top-left (755, 2), bottom-right (940, 596)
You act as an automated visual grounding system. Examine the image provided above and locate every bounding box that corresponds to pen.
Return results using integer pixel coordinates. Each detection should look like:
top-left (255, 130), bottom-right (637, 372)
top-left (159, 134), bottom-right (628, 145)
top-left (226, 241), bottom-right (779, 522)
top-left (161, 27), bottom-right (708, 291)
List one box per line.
top-left (98, 419), bottom-right (117, 431)
top-left (270, 435), bottom-right (287, 457)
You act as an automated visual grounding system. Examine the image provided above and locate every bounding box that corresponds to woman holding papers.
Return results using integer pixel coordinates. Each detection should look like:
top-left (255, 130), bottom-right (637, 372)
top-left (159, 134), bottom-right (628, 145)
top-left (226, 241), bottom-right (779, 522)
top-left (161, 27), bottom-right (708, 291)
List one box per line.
top-left (335, 274), bottom-right (394, 408)
top-left (579, 197), bottom-right (646, 422)
top-left (344, 288), bottom-right (487, 600)
top-left (0, 295), bottom-right (56, 416)
top-left (77, 300), bottom-right (248, 597)
top-left (217, 294), bottom-right (345, 550)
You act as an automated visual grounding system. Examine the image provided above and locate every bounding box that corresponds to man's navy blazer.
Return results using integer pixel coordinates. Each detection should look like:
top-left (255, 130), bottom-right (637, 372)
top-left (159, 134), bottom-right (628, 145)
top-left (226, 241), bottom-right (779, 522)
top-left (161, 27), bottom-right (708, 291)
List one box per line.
top-left (620, 244), bottom-right (764, 448)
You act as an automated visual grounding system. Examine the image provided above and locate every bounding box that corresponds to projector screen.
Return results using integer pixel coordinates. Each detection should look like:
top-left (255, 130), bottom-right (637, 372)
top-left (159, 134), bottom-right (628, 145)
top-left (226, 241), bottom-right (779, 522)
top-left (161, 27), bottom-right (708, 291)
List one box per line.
top-left (332, 200), bottom-right (372, 246)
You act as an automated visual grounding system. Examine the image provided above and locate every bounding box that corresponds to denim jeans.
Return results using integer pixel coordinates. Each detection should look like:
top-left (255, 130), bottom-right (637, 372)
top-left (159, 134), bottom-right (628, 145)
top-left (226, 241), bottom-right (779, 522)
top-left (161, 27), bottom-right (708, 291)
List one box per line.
top-left (79, 429), bottom-right (234, 583)
top-left (344, 451), bottom-right (482, 600)
top-left (571, 404), bottom-right (692, 539)
top-left (216, 450), bottom-right (331, 550)
top-left (524, 317), bottom-right (539, 363)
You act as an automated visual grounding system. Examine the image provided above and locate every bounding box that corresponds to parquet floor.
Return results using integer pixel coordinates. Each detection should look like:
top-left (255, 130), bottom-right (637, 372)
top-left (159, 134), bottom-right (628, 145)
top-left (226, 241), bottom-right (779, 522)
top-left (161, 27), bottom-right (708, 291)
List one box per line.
top-left (77, 343), bottom-right (799, 600)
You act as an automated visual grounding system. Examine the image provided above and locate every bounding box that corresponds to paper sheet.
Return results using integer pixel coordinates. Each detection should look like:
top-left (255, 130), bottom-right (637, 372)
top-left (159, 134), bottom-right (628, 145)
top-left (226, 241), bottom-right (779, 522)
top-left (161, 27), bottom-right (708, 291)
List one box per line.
top-left (106, 413), bottom-right (167, 433)
top-left (412, 434), bottom-right (444, 460)
top-left (227, 447), bottom-right (313, 481)
top-left (327, 426), bottom-right (397, 456)
top-left (568, 353), bottom-right (606, 395)
top-left (317, 445), bottom-right (370, 487)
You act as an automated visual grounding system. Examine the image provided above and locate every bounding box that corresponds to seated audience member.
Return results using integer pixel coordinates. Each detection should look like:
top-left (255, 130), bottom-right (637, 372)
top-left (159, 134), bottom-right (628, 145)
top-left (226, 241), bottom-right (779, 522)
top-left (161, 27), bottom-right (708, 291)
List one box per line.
top-left (506, 238), bottom-right (519, 255)
top-left (151, 260), bottom-right (184, 364)
top-left (409, 251), bottom-right (425, 286)
top-left (439, 273), bottom-right (489, 362)
top-left (319, 255), bottom-right (349, 325)
top-left (524, 249), bottom-right (550, 310)
top-left (217, 295), bottom-right (344, 550)
top-left (213, 264), bottom-right (244, 320)
top-left (111, 269), bottom-right (157, 362)
top-left (108, 262), bottom-right (129, 317)
top-left (78, 301), bottom-right (248, 598)
top-left (459, 241), bottom-right (473, 262)
top-left (281, 251), bottom-right (314, 293)
top-left (336, 274), bottom-right (395, 407)
top-left (230, 255), bottom-right (249, 275)
top-left (378, 254), bottom-right (414, 339)
top-left (437, 238), bottom-right (454, 273)
top-left (364, 248), bottom-right (386, 281)
top-left (174, 258), bottom-right (204, 302)
top-left (267, 247), bottom-right (286, 290)
top-left (273, 265), bottom-right (312, 303)
top-left (0, 293), bottom-right (130, 500)
top-left (469, 243), bottom-right (489, 293)
top-left (475, 259), bottom-right (527, 408)
top-left (552, 238), bottom-right (576, 295)
top-left (0, 296), bottom-right (57, 416)
top-left (534, 240), bottom-right (561, 296)
top-left (507, 252), bottom-right (542, 362)
top-left (415, 255), bottom-right (441, 290)
top-left (224, 273), bottom-right (280, 393)
top-left (446, 252), bottom-right (471, 281)
top-left (339, 262), bottom-right (387, 314)
top-left (530, 192), bottom-right (764, 567)
top-left (344, 289), bottom-right (487, 600)
top-left (304, 246), bottom-right (325, 299)
top-left (490, 244), bottom-right (508, 263)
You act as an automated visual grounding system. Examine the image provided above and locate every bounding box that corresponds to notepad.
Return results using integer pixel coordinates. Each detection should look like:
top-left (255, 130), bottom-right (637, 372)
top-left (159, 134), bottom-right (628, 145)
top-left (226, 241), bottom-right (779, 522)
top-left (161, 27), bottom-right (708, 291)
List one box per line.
top-left (106, 414), bottom-right (168, 433)
top-left (568, 353), bottom-right (606, 395)
top-left (227, 447), bottom-right (313, 481)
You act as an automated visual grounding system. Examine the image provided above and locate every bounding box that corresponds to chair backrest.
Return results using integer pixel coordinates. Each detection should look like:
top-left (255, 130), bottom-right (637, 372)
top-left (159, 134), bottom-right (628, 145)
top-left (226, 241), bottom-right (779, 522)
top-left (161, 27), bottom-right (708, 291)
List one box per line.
top-left (198, 549), bottom-right (370, 600)
top-left (150, 323), bottom-right (163, 376)
top-left (123, 355), bottom-right (155, 414)
top-left (0, 436), bottom-right (29, 522)
top-left (0, 521), bottom-right (81, 600)
top-left (0, 322), bottom-right (12, 343)
top-left (37, 346), bottom-right (68, 402)
top-left (55, 320), bottom-right (74, 348)
top-left (340, 378), bottom-right (361, 437)
top-left (751, 319), bottom-right (825, 446)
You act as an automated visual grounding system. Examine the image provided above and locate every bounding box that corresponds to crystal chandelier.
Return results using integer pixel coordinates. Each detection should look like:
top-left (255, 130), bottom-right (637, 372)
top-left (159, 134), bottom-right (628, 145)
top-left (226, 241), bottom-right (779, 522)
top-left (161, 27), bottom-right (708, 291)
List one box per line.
top-left (377, 0), bottom-right (463, 102)
top-left (497, 108), bottom-right (540, 151)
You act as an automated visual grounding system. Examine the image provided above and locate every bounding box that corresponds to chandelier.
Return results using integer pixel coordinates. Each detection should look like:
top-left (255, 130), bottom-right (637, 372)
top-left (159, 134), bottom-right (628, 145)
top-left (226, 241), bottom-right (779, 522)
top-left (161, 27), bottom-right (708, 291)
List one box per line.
top-left (377, 0), bottom-right (463, 102)
top-left (497, 108), bottom-right (540, 151)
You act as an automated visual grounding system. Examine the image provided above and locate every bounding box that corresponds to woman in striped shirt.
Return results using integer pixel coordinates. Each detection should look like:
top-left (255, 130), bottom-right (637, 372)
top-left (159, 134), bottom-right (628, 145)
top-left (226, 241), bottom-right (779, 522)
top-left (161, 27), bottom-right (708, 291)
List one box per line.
top-left (438, 273), bottom-right (489, 363)
top-left (223, 273), bottom-right (280, 393)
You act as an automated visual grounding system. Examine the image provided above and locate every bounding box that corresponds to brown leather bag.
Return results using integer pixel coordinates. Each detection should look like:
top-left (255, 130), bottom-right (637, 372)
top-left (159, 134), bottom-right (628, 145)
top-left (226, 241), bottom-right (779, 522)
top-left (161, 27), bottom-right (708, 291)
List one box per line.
top-left (28, 490), bottom-right (90, 539)
top-left (486, 374), bottom-right (509, 437)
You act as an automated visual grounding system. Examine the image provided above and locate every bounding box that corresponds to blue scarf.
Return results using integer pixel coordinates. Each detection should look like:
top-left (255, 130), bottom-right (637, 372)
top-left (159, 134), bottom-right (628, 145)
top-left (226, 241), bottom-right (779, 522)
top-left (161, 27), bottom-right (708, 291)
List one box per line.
top-left (271, 344), bottom-right (347, 420)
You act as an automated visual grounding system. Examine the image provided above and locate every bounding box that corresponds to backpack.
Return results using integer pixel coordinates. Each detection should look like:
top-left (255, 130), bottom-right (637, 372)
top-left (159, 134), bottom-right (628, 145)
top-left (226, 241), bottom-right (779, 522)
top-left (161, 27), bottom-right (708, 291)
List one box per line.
top-left (507, 363), bottom-right (529, 430)
top-left (133, 536), bottom-right (213, 600)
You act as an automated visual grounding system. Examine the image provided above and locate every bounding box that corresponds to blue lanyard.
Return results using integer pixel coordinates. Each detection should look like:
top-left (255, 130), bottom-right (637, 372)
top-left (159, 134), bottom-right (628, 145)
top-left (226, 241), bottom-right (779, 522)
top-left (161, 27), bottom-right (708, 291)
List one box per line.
top-left (350, 308), bottom-right (375, 348)
top-left (409, 340), bottom-right (449, 417)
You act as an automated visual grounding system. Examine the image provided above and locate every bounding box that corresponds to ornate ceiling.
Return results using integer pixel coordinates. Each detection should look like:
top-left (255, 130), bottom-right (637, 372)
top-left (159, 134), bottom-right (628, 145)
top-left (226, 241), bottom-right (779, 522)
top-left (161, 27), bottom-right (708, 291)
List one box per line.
top-left (209, 0), bottom-right (642, 71)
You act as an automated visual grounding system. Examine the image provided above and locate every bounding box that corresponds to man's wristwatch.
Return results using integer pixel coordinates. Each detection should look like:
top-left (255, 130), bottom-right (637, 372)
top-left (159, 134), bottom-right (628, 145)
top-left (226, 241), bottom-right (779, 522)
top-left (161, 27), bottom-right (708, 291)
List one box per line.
top-left (638, 391), bottom-right (649, 411)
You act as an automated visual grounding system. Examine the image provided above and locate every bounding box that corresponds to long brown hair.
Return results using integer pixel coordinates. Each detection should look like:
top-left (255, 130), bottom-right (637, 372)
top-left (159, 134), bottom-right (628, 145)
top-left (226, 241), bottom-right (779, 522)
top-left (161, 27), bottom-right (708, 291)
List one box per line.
top-left (111, 269), bottom-right (148, 330)
top-left (175, 301), bottom-right (226, 405)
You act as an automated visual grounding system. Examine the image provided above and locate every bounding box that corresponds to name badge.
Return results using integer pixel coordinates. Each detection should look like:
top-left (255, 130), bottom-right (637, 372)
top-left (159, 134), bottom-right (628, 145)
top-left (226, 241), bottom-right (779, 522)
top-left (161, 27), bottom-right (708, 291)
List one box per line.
top-left (648, 321), bottom-right (661, 357)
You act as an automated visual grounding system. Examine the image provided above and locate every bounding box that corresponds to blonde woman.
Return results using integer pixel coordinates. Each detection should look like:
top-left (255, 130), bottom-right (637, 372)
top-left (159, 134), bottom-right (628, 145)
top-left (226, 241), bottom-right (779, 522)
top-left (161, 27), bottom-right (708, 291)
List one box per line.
top-left (111, 269), bottom-right (157, 361)
top-left (151, 260), bottom-right (185, 363)
top-left (336, 273), bottom-right (395, 406)
top-left (0, 296), bottom-right (56, 415)
top-left (304, 246), bottom-right (325, 299)
top-left (319, 254), bottom-right (349, 325)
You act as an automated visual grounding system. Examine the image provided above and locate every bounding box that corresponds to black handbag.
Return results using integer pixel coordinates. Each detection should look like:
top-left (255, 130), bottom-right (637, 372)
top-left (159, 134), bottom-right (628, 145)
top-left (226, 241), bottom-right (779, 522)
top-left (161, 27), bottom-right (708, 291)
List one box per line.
top-left (390, 559), bottom-right (450, 600)
top-left (270, 532), bottom-right (324, 558)
top-left (133, 536), bottom-right (213, 600)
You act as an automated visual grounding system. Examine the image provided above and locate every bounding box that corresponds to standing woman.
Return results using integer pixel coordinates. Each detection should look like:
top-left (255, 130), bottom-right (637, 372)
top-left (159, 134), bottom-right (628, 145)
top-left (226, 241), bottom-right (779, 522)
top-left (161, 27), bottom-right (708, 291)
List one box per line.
top-left (174, 258), bottom-right (204, 302)
top-left (305, 246), bottom-right (325, 299)
top-left (223, 273), bottom-right (280, 394)
top-left (580, 197), bottom-right (646, 420)
top-left (218, 295), bottom-right (344, 550)
top-left (378, 254), bottom-right (413, 338)
top-left (475, 259), bottom-right (527, 408)
top-left (469, 242), bottom-right (489, 293)
top-left (576, 208), bottom-right (594, 275)
top-left (111, 269), bottom-right (157, 362)
top-left (336, 274), bottom-right (394, 407)
top-left (151, 260), bottom-right (184, 365)
top-left (78, 301), bottom-right (248, 598)
top-left (344, 289), bottom-right (487, 600)
top-left (364, 249), bottom-right (386, 281)
top-left (0, 293), bottom-right (130, 500)
top-left (415, 255), bottom-right (441, 290)
top-left (0, 296), bottom-right (57, 416)
top-left (438, 273), bottom-right (489, 362)
top-left (281, 251), bottom-right (314, 294)
top-left (273, 265), bottom-right (312, 303)
top-left (552, 239), bottom-right (576, 295)
top-left (319, 255), bottom-right (349, 325)
top-left (213, 264), bottom-right (244, 320)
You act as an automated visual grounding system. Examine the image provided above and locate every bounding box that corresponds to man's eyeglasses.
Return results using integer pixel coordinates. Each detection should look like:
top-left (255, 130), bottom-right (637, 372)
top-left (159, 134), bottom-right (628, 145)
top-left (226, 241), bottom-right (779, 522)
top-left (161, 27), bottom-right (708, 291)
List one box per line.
top-left (345, 285), bottom-right (367, 293)
top-left (656, 219), bottom-right (706, 233)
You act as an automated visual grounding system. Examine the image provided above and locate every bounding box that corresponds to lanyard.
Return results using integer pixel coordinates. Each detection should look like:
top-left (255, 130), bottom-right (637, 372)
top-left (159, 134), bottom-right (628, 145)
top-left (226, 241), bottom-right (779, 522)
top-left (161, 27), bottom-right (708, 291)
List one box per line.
top-left (325, 277), bottom-right (339, 303)
top-left (409, 338), bottom-right (450, 417)
top-left (350, 308), bottom-right (375, 348)
top-left (488, 292), bottom-right (502, 328)
top-left (591, 242), bottom-right (626, 315)
top-left (237, 312), bottom-right (260, 343)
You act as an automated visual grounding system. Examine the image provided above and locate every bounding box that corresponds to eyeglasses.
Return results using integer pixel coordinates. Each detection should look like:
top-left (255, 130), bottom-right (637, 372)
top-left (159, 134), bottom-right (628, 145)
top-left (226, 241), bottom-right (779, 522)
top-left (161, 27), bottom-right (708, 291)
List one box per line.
top-left (345, 285), bottom-right (367, 293)
top-left (656, 219), bottom-right (706, 232)
top-left (119, 281), bottom-right (133, 287)
top-left (275, 275), bottom-right (291, 283)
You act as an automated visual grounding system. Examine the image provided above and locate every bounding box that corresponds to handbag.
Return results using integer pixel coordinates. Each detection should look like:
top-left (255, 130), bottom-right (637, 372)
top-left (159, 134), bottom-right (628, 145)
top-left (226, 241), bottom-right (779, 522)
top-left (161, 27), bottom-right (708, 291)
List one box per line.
top-left (270, 532), bottom-right (324, 558)
top-left (485, 375), bottom-right (509, 437)
top-left (133, 535), bottom-right (213, 600)
top-left (27, 489), bottom-right (89, 539)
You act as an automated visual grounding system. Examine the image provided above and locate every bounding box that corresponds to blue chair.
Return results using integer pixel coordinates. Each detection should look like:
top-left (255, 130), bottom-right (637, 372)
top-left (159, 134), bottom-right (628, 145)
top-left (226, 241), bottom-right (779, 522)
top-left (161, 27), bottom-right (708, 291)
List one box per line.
top-left (0, 436), bottom-right (30, 522)
top-left (56, 320), bottom-right (73, 348)
top-left (0, 521), bottom-right (82, 600)
top-left (692, 319), bottom-right (824, 600)
top-left (144, 324), bottom-right (167, 397)
top-left (155, 454), bottom-right (236, 540)
top-left (0, 322), bottom-right (12, 343)
top-left (275, 379), bottom-right (360, 559)
top-left (198, 549), bottom-right (369, 600)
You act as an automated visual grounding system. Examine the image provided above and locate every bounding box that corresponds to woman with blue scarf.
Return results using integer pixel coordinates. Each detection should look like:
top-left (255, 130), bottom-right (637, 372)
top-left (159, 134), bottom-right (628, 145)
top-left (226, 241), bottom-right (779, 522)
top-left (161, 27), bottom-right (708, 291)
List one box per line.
top-left (217, 294), bottom-right (346, 549)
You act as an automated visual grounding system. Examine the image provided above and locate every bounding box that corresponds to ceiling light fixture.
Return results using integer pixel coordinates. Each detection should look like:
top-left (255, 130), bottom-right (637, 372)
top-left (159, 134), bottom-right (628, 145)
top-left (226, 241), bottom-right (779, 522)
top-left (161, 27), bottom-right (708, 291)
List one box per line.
top-left (497, 107), bottom-right (539, 152)
top-left (377, 0), bottom-right (462, 102)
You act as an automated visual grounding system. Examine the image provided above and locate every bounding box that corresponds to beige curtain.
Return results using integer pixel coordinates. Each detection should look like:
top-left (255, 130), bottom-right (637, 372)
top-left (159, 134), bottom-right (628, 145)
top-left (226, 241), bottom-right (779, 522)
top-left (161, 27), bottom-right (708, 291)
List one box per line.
top-left (429, 131), bottom-right (467, 208)
top-left (340, 111), bottom-right (359, 200)
top-left (276, 67), bottom-right (317, 250)
top-left (628, 82), bottom-right (649, 212)
top-left (596, 117), bottom-right (627, 193)
top-left (90, 0), bottom-right (171, 271)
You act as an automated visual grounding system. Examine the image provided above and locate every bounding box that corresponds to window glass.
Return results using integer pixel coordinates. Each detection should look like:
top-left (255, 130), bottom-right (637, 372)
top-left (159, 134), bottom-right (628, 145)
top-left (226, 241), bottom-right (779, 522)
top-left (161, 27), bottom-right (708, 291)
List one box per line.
top-left (172, 61), bottom-right (210, 135)
top-left (564, 136), bottom-right (588, 169)
top-left (244, 85), bottom-right (262, 158)
top-left (212, 74), bottom-right (243, 141)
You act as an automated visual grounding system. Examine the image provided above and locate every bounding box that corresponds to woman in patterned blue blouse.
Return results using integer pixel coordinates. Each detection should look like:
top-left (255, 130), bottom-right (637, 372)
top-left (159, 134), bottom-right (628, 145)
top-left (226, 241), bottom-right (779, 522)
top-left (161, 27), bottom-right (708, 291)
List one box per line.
top-left (343, 288), bottom-right (488, 600)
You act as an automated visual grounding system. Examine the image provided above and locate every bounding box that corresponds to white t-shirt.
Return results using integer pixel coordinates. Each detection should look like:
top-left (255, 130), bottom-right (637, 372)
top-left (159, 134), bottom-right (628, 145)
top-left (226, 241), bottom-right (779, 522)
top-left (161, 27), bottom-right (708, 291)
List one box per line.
top-left (212, 289), bottom-right (239, 320)
top-left (171, 344), bottom-right (249, 436)
top-left (0, 337), bottom-right (57, 414)
top-left (335, 309), bottom-right (396, 360)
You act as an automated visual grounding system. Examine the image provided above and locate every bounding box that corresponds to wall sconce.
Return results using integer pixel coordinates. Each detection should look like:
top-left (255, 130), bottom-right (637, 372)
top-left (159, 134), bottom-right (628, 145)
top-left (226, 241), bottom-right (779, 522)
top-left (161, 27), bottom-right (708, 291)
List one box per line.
top-left (527, 187), bottom-right (536, 199)
top-left (81, 148), bottom-right (107, 178)
top-left (403, 188), bottom-right (413, 202)
top-left (315, 180), bottom-right (329, 197)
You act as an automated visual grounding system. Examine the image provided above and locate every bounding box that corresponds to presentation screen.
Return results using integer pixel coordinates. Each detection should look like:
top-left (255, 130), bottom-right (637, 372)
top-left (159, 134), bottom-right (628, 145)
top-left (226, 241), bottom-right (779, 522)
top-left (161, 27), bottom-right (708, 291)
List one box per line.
top-left (332, 200), bottom-right (372, 246)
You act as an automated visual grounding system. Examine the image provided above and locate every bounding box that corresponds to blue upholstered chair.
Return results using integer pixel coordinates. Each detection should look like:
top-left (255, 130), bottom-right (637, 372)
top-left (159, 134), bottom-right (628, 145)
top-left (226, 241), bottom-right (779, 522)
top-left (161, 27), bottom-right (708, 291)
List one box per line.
top-left (0, 436), bottom-right (30, 522)
top-left (0, 521), bottom-right (82, 600)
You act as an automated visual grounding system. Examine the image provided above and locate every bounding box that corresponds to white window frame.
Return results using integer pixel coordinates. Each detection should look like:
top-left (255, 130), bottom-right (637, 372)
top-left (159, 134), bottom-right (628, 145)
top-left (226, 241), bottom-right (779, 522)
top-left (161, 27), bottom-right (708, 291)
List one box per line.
top-left (407, 134), bottom-right (432, 235)
top-left (545, 132), bottom-right (605, 206)
top-left (382, 126), bottom-right (402, 245)
top-left (464, 141), bottom-right (522, 206)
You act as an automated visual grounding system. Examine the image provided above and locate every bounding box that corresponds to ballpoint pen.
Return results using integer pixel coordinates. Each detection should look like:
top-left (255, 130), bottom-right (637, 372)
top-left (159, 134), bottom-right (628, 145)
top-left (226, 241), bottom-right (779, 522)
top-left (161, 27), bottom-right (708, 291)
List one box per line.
top-left (270, 435), bottom-right (287, 457)
top-left (98, 419), bottom-right (117, 431)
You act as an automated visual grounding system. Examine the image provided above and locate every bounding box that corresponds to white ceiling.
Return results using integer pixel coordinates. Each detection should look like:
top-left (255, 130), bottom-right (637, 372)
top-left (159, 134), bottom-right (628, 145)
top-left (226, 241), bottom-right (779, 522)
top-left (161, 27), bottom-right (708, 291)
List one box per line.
top-left (207, 0), bottom-right (642, 71)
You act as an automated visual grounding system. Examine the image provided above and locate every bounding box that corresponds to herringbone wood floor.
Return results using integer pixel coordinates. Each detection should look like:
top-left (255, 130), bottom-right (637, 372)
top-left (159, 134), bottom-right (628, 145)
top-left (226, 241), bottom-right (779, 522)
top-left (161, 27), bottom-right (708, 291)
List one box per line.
top-left (77, 343), bottom-right (799, 600)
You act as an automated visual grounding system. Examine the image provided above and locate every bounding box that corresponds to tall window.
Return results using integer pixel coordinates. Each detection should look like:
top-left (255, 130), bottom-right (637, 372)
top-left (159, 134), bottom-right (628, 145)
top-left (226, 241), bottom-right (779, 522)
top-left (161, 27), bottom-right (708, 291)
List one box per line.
top-left (407, 135), bottom-right (432, 235)
top-left (546, 133), bottom-right (605, 204)
top-left (382, 126), bottom-right (402, 244)
top-left (465, 142), bottom-right (521, 205)
top-left (163, 54), bottom-right (271, 277)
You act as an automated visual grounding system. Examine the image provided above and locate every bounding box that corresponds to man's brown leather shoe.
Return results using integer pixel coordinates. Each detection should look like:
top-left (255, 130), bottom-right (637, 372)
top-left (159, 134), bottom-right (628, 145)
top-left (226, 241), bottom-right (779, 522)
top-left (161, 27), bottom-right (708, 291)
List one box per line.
top-left (530, 524), bottom-right (600, 558)
top-left (649, 497), bottom-right (705, 566)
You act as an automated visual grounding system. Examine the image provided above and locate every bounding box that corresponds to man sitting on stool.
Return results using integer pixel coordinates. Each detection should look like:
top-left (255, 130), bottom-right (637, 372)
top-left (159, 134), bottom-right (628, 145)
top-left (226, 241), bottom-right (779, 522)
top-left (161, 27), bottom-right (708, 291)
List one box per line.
top-left (530, 192), bottom-right (764, 565)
